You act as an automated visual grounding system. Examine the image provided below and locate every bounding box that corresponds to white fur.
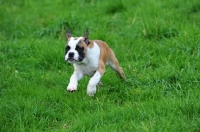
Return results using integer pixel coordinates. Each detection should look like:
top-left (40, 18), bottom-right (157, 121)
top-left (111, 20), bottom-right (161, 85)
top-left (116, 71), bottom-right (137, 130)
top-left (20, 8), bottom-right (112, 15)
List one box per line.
top-left (87, 71), bottom-right (102, 96)
top-left (74, 42), bottom-right (100, 76)
top-left (67, 71), bottom-right (83, 91)
top-left (64, 37), bottom-right (82, 62)
top-left (67, 42), bottom-right (101, 96)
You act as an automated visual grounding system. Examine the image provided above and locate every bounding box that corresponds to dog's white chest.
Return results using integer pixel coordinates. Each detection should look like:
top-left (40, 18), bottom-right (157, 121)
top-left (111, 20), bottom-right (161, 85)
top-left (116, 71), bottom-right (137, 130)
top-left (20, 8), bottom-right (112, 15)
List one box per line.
top-left (74, 65), bottom-right (97, 76)
top-left (74, 42), bottom-right (100, 76)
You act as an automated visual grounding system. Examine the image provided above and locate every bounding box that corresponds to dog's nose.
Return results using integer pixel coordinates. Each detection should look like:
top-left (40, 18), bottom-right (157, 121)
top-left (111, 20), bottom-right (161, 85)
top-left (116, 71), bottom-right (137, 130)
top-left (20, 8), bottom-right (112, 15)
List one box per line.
top-left (68, 52), bottom-right (74, 57)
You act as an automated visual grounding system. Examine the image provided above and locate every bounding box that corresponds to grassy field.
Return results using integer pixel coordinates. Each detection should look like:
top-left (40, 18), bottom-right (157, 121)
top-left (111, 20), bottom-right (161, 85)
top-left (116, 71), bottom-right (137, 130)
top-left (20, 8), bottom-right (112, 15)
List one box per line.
top-left (1, 0), bottom-right (200, 131)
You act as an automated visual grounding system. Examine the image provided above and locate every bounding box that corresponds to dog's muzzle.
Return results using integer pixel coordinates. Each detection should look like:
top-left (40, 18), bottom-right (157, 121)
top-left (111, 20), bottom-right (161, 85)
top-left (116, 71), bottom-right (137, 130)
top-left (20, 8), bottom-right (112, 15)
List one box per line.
top-left (66, 52), bottom-right (77, 63)
top-left (68, 52), bottom-right (74, 58)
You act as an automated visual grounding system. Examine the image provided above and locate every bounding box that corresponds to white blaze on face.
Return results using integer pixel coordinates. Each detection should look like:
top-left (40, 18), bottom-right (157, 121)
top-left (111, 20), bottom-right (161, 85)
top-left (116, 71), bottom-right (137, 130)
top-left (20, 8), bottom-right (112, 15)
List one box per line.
top-left (65, 37), bottom-right (83, 63)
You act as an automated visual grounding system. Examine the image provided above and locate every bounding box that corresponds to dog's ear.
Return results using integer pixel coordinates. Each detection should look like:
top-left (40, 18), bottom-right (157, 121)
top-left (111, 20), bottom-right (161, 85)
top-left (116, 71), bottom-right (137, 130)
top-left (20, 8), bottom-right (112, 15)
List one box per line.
top-left (83, 29), bottom-right (90, 45)
top-left (66, 28), bottom-right (71, 41)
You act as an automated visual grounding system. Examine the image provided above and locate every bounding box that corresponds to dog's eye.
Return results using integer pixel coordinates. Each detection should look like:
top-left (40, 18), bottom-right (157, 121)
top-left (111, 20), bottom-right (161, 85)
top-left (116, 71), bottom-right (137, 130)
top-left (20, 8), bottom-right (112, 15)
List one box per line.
top-left (66, 45), bottom-right (70, 50)
top-left (75, 45), bottom-right (84, 52)
top-left (65, 45), bottom-right (70, 53)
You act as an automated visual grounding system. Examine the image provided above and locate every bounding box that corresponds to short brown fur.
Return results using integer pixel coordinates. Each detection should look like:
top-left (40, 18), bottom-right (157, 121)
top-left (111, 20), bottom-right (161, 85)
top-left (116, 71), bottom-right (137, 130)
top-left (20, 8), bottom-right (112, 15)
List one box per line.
top-left (93, 40), bottom-right (125, 79)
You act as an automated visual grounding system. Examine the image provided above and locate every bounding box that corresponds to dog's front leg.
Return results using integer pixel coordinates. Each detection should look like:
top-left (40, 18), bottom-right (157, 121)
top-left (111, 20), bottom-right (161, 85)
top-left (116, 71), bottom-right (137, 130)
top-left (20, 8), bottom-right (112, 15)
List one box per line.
top-left (87, 71), bottom-right (102, 96)
top-left (67, 71), bottom-right (83, 92)
top-left (87, 63), bottom-right (105, 96)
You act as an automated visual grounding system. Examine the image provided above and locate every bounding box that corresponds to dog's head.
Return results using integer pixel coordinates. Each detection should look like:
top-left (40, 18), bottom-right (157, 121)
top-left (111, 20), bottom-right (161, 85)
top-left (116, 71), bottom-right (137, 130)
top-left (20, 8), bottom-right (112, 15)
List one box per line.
top-left (64, 29), bottom-right (90, 64)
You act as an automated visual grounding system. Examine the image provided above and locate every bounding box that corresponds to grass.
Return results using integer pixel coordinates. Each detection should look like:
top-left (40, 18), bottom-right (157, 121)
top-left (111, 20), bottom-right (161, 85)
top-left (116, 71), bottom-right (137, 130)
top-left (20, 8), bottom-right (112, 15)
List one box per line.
top-left (0, 0), bottom-right (200, 131)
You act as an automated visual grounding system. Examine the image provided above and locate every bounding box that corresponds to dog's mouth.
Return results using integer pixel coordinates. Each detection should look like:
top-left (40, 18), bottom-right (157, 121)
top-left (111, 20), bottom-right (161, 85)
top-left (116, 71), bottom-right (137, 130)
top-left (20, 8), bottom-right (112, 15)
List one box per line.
top-left (67, 58), bottom-right (77, 63)
top-left (65, 56), bottom-right (84, 64)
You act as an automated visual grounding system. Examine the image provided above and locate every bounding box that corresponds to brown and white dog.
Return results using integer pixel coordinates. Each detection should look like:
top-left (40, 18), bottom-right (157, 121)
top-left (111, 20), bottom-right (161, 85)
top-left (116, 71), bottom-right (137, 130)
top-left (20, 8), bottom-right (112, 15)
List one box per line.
top-left (64, 29), bottom-right (125, 96)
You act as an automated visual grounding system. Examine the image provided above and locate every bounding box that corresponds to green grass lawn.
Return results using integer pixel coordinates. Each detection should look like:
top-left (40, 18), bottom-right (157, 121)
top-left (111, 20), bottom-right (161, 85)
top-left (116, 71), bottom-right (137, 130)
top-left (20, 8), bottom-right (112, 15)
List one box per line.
top-left (1, 0), bottom-right (200, 131)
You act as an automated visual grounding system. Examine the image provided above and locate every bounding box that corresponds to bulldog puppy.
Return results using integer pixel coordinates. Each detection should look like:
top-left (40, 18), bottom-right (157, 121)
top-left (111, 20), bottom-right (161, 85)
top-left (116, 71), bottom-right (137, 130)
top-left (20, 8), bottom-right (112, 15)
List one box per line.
top-left (64, 29), bottom-right (125, 96)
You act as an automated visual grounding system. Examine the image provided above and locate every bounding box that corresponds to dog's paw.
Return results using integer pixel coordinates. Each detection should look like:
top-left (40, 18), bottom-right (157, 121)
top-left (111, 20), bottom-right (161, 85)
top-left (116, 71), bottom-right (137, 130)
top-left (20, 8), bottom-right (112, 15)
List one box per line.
top-left (87, 85), bottom-right (96, 96)
top-left (87, 90), bottom-right (96, 96)
top-left (67, 87), bottom-right (77, 92)
top-left (67, 84), bottom-right (77, 92)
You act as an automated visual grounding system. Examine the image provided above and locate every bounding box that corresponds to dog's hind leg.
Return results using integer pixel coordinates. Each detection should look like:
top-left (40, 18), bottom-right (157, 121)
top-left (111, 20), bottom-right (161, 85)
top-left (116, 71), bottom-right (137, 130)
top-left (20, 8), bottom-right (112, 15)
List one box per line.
top-left (107, 49), bottom-right (126, 79)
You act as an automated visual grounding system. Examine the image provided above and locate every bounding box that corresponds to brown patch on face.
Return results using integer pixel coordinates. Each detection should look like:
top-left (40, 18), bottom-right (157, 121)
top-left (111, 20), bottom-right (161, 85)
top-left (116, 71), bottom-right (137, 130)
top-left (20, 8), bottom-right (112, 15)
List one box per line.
top-left (77, 39), bottom-right (88, 49)
top-left (75, 39), bottom-right (88, 61)
top-left (76, 38), bottom-right (94, 49)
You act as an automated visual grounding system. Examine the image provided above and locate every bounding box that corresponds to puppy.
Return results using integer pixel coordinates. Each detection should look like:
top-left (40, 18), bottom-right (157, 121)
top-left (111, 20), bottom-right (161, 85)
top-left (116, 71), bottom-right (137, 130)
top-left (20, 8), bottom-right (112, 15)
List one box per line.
top-left (64, 29), bottom-right (125, 96)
